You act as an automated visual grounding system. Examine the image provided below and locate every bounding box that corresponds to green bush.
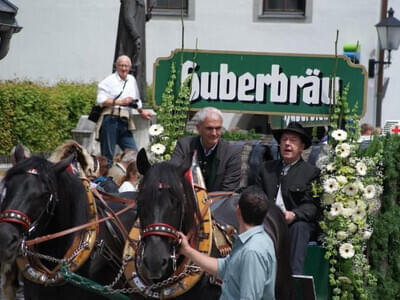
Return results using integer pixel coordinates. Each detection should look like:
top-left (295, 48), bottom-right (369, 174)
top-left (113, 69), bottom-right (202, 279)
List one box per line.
top-left (0, 81), bottom-right (97, 154)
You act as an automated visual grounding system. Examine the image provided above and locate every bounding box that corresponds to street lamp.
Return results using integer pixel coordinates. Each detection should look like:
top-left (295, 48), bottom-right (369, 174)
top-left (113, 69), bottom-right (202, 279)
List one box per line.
top-left (369, 7), bottom-right (400, 127)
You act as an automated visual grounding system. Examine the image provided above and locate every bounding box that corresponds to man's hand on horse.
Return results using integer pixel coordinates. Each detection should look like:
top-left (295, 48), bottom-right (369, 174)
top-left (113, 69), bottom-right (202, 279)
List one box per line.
top-left (177, 232), bottom-right (190, 256)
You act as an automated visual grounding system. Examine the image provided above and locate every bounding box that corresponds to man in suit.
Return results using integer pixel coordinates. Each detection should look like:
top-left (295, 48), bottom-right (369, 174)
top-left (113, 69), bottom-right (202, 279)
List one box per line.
top-left (256, 122), bottom-right (320, 275)
top-left (171, 107), bottom-right (242, 192)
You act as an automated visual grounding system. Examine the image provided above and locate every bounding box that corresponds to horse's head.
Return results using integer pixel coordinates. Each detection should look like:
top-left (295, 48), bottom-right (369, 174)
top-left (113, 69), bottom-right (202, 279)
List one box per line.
top-left (0, 155), bottom-right (74, 263)
top-left (136, 149), bottom-right (197, 281)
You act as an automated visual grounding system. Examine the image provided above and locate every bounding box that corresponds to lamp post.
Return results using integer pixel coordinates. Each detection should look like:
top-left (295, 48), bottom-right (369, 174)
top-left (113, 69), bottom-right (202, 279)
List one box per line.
top-left (370, 6), bottom-right (400, 127)
top-left (0, 0), bottom-right (22, 60)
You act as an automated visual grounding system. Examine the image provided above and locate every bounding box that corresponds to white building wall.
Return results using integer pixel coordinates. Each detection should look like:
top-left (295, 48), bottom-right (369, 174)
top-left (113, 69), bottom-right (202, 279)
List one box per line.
top-left (1, 0), bottom-right (399, 127)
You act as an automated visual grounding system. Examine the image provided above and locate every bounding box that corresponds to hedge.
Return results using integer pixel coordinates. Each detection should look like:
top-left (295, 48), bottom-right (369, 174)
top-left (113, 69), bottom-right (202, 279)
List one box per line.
top-left (0, 81), bottom-right (96, 154)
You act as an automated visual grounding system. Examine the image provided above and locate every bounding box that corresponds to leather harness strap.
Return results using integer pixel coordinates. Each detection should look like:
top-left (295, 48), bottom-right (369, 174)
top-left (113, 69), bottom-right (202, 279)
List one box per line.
top-left (25, 201), bottom-right (135, 247)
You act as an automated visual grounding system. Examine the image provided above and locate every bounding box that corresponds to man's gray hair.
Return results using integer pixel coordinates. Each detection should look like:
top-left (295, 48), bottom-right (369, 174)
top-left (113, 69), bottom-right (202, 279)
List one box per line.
top-left (192, 107), bottom-right (223, 125)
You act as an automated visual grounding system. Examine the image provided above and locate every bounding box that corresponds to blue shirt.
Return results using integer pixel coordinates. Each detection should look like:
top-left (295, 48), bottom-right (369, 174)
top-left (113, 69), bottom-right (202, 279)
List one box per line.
top-left (217, 225), bottom-right (276, 300)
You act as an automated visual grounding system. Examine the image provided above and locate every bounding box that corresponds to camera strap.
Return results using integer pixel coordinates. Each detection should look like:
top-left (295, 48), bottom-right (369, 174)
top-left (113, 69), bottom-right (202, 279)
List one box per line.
top-left (111, 79), bottom-right (128, 117)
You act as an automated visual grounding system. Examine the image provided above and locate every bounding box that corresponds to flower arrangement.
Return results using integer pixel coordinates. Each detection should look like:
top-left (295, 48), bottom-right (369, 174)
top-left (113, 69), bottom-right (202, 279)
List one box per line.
top-left (147, 61), bottom-right (193, 162)
top-left (315, 84), bottom-right (384, 299)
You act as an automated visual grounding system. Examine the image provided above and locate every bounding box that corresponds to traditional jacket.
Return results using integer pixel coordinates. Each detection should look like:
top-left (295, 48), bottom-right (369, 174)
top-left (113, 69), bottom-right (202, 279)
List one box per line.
top-left (255, 158), bottom-right (321, 223)
top-left (171, 136), bottom-right (242, 192)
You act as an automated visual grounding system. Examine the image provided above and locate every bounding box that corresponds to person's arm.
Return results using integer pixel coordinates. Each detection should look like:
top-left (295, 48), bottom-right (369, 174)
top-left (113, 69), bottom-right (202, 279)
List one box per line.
top-left (177, 232), bottom-right (218, 276)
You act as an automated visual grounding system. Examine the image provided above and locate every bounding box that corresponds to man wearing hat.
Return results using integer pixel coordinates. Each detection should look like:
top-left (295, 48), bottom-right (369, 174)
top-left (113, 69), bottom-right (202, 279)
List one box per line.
top-left (255, 122), bottom-right (320, 275)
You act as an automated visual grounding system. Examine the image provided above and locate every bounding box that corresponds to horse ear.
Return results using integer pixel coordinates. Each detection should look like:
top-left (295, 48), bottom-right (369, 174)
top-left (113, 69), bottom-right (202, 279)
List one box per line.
top-left (52, 154), bottom-right (75, 174)
top-left (137, 148), bottom-right (151, 175)
top-left (14, 144), bottom-right (26, 163)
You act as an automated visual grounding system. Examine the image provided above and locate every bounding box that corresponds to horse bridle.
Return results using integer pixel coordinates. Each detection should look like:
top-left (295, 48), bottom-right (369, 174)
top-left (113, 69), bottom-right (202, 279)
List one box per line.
top-left (137, 182), bottom-right (185, 273)
top-left (0, 168), bottom-right (58, 237)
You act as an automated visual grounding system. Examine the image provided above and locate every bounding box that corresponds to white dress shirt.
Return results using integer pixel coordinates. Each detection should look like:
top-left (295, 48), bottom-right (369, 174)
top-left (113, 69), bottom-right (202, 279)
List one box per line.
top-left (96, 72), bottom-right (143, 112)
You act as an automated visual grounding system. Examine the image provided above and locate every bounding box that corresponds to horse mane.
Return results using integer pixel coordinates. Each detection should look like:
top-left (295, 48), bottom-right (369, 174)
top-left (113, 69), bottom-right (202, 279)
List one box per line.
top-left (137, 161), bottom-right (199, 234)
top-left (4, 156), bottom-right (54, 189)
top-left (48, 140), bottom-right (97, 178)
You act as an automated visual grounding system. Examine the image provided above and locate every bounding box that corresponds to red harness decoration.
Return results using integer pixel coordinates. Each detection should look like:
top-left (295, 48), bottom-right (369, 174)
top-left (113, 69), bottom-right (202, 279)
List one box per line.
top-left (0, 209), bottom-right (32, 231)
top-left (142, 222), bottom-right (180, 243)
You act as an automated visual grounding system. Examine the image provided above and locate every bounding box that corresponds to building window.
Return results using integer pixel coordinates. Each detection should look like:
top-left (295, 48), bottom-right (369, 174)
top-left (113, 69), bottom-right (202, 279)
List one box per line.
top-left (262, 0), bottom-right (305, 17)
top-left (148, 0), bottom-right (188, 16)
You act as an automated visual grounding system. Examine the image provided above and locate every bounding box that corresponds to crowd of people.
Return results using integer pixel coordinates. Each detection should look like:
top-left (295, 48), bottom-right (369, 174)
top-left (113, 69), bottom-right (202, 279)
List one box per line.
top-left (40, 54), bottom-right (381, 299)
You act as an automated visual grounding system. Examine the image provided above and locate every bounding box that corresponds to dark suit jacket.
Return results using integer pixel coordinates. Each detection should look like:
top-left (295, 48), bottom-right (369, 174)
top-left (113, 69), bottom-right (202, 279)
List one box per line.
top-left (256, 159), bottom-right (320, 223)
top-left (171, 136), bottom-right (242, 192)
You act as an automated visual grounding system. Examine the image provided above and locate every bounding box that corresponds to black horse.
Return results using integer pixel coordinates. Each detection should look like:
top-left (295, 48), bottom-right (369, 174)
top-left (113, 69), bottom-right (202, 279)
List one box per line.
top-left (129, 149), bottom-right (292, 299)
top-left (0, 155), bottom-right (136, 300)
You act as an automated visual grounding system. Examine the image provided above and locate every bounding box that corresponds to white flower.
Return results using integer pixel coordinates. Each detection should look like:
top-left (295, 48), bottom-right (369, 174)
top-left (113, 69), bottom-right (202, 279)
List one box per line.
top-left (330, 202), bottom-right (343, 216)
top-left (354, 180), bottom-right (364, 192)
top-left (335, 143), bottom-right (351, 158)
top-left (337, 231), bottom-right (348, 241)
top-left (336, 175), bottom-right (348, 185)
top-left (356, 200), bottom-right (367, 211)
top-left (150, 143), bottom-right (166, 155)
top-left (322, 193), bottom-right (335, 205)
top-left (332, 129), bottom-right (347, 141)
top-left (149, 124), bottom-right (164, 136)
top-left (363, 185), bottom-right (376, 199)
top-left (356, 162), bottom-right (367, 176)
top-left (348, 222), bottom-right (358, 233)
top-left (346, 200), bottom-right (357, 208)
top-left (341, 207), bottom-right (354, 218)
top-left (344, 182), bottom-right (358, 196)
top-left (326, 163), bottom-right (336, 172)
top-left (352, 206), bottom-right (366, 219)
top-left (363, 230), bottom-right (372, 240)
top-left (339, 243), bottom-right (355, 259)
top-left (324, 178), bottom-right (339, 194)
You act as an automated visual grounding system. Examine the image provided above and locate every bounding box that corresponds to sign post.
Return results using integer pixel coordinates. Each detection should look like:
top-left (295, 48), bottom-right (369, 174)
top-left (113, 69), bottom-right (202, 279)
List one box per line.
top-left (153, 49), bottom-right (367, 118)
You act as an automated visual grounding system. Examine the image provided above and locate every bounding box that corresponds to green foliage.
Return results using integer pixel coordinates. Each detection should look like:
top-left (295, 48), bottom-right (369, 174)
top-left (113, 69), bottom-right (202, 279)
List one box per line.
top-left (222, 129), bottom-right (262, 141)
top-left (318, 83), bottom-right (383, 300)
top-left (148, 62), bottom-right (192, 161)
top-left (0, 80), bottom-right (97, 154)
top-left (369, 135), bottom-right (400, 300)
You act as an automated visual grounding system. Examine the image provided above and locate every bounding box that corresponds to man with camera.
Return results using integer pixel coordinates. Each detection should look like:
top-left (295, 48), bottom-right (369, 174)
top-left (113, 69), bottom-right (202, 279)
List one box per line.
top-left (95, 55), bottom-right (152, 166)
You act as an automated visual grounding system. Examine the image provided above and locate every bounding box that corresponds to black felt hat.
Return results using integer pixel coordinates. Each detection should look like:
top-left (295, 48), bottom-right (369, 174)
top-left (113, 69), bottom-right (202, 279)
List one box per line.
top-left (273, 122), bottom-right (312, 149)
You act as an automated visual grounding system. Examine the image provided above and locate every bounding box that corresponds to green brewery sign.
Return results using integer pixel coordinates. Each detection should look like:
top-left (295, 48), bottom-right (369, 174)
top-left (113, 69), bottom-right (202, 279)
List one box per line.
top-left (152, 49), bottom-right (367, 116)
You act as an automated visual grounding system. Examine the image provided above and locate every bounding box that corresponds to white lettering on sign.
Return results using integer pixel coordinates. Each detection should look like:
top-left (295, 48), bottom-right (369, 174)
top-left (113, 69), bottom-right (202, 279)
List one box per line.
top-left (181, 60), bottom-right (340, 106)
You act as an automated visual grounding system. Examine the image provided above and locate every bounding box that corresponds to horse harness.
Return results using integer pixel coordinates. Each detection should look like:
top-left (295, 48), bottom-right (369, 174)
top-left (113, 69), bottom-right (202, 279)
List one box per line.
top-left (0, 168), bottom-right (135, 287)
top-left (122, 180), bottom-right (228, 299)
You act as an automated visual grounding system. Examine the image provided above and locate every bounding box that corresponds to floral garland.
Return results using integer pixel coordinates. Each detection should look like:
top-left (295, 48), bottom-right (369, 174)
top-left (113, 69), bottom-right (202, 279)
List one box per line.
top-left (147, 61), bottom-right (192, 162)
top-left (316, 84), bottom-right (384, 299)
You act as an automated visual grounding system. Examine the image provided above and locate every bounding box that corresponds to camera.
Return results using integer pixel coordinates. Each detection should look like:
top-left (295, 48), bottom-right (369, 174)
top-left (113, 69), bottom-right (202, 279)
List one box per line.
top-left (128, 99), bottom-right (139, 109)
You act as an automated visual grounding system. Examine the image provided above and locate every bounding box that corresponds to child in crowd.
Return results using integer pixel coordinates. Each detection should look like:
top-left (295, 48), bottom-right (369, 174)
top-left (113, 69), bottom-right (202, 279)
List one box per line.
top-left (118, 161), bottom-right (139, 193)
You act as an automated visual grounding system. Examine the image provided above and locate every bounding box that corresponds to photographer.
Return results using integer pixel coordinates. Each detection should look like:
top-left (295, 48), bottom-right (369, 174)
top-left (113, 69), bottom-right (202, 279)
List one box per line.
top-left (95, 55), bottom-right (152, 166)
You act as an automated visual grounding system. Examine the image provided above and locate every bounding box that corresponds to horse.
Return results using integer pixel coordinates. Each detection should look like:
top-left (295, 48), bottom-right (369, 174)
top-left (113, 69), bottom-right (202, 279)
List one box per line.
top-left (125, 149), bottom-right (292, 299)
top-left (0, 154), bottom-right (137, 300)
